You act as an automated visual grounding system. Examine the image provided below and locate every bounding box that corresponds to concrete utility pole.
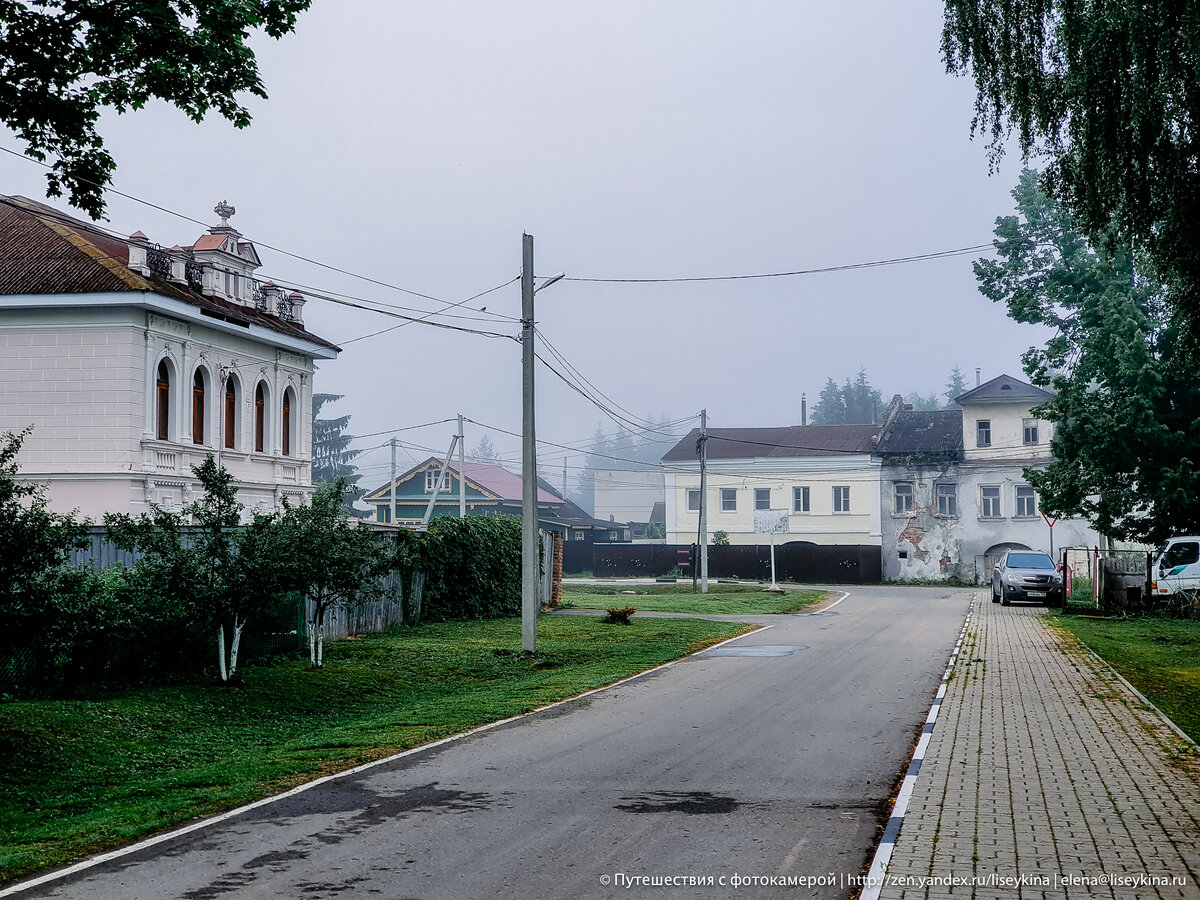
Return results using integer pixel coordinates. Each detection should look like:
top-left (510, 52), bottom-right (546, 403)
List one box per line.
top-left (699, 408), bottom-right (709, 594)
top-left (458, 413), bottom-right (466, 518)
top-left (521, 234), bottom-right (538, 653)
top-left (389, 437), bottom-right (397, 525)
top-left (520, 234), bottom-right (564, 654)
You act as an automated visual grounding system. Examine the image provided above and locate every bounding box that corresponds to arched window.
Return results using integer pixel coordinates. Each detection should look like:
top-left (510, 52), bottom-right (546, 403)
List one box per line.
top-left (192, 370), bottom-right (206, 445)
top-left (254, 383), bottom-right (266, 453)
top-left (281, 387), bottom-right (293, 457)
top-left (156, 361), bottom-right (171, 441)
top-left (224, 376), bottom-right (237, 449)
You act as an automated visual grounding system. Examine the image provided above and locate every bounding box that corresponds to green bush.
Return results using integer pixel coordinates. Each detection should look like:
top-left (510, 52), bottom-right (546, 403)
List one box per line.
top-left (417, 515), bottom-right (522, 622)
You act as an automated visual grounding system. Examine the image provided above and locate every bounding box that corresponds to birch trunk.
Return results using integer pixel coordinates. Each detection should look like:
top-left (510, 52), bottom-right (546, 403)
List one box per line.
top-left (217, 623), bottom-right (228, 682)
top-left (229, 616), bottom-right (245, 678)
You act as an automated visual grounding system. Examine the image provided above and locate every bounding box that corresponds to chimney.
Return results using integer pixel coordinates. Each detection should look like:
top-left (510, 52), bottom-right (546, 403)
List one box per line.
top-left (801, 392), bottom-right (807, 426)
top-left (975, 367), bottom-right (981, 387)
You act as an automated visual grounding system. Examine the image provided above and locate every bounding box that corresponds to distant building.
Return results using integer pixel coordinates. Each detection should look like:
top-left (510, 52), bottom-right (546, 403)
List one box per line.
top-left (661, 424), bottom-right (882, 546)
top-left (363, 457), bottom-right (629, 542)
top-left (592, 468), bottom-right (665, 527)
top-left (878, 375), bottom-right (1101, 582)
top-left (0, 196), bottom-right (338, 519)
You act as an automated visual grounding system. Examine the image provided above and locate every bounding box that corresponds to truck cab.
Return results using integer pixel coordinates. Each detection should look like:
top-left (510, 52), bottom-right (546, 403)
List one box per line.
top-left (1151, 536), bottom-right (1200, 596)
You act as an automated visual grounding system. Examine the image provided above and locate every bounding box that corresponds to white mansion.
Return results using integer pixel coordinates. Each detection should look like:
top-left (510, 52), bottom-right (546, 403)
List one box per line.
top-left (0, 196), bottom-right (339, 520)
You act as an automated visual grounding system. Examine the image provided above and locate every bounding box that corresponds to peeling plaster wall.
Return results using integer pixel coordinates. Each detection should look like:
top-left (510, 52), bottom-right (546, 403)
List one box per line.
top-left (881, 462), bottom-right (962, 581)
top-left (881, 459), bottom-right (1102, 583)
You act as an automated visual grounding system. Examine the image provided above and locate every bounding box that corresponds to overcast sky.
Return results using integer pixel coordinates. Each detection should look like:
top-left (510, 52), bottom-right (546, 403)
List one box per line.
top-left (1, 1), bottom-right (1049, 493)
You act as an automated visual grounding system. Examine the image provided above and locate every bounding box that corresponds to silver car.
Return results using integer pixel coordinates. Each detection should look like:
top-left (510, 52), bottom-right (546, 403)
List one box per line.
top-left (991, 550), bottom-right (1063, 605)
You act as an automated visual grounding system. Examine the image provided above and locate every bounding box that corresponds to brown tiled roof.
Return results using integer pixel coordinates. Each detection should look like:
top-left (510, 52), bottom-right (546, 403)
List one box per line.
top-left (0, 195), bottom-right (338, 351)
top-left (661, 424), bottom-right (881, 462)
top-left (191, 233), bottom-right (229, 252)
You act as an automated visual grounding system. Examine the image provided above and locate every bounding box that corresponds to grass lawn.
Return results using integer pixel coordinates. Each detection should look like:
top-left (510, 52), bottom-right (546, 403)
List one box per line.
top-left (562, 582), bottom-right (829, 615)
top-left (1053, 613), bottom-right (1200, 742)
top-left (0, 614), bottom-right (751, 885)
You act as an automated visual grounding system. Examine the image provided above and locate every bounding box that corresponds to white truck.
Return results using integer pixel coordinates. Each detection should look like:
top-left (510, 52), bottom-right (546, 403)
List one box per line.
top-left (1151, 536), bottom-right (1200, 596)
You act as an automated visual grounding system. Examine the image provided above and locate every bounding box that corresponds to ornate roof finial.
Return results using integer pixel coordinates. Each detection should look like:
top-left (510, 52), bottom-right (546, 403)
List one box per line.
top-left (214, 200), bottom-right (235, 227)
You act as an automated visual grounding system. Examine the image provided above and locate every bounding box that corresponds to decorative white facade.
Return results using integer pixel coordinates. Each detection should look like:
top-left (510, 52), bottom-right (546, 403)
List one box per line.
top-left (0, 196), bottom-right (338, 520)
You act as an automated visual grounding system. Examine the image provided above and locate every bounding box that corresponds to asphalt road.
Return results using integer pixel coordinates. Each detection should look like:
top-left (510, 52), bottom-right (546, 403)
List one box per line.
top-left (19, 585), bottom-right (971, 900)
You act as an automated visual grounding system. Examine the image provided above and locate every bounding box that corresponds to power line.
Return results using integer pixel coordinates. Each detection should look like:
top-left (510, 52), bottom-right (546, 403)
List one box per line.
top-left (550, 244), bottom-right (994, 284)
top-left (337, 276), bottom-right (521, 346)
top-left (0, 194), bottom-right (521, 341)
top-left (0, 145), bottom-right (512, 321)
top-left (464, 417), bottom-right (674, 470)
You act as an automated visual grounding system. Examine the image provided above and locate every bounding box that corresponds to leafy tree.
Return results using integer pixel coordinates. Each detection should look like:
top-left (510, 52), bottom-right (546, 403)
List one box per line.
top-left (0, 0), bottom-right (312, 218)
top-left (311, 393), bottom-right (363, 513)
top-left (944, 365), bottom-right (969, 407)
top-left (641, 522), bottom-right (667, 540)
top-left (711, 530), bottom-right (730, 546)
top-left (106, 456), bottom-right (292, 682)
top-left (942, 0), bottom-right (1200, 345)
top-left (973, 170), bottom-right (1198, 543)
top-left (0, 429), bottom-right (90, 666)
top-left (468, 435), bottom-right (501, 465)
top-left (277, 479), bottom-right (391, 667)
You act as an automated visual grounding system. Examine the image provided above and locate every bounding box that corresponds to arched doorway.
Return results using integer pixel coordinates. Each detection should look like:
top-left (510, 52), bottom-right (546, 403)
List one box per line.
top-left (981, 541), bottom-right (1032, 583)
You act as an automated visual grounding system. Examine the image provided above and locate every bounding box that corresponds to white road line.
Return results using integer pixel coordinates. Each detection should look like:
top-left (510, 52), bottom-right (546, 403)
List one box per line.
top-left (0, 623), bottom-right (773, 897)
top-left (860, 596), bottom-right (975, 900)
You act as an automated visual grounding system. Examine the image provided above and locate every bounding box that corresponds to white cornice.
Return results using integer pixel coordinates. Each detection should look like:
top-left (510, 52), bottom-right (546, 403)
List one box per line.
top-left (1, 290), bottom-right (338, 359)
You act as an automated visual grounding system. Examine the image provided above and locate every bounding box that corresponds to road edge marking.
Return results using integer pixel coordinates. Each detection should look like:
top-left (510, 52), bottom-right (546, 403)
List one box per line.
top-left (859, 596), bottom-right (974, 900)
top-left (0, 623), bottom-right (771, 897)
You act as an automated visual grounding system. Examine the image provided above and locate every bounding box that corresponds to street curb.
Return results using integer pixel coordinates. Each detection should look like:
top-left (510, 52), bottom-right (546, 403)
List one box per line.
top-left (859, 596), bottom-right (975, 900)
top-left (0, 623), bottom-right (771, 897)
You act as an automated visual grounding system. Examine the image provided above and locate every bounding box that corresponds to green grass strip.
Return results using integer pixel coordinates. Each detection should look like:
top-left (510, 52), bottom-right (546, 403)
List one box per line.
top-left (0, 615), bottom-right (750, 884)
top-left (562, 582), bottom-right (828, 615)
top-left (1053, 613), bottom-right (1200, 743)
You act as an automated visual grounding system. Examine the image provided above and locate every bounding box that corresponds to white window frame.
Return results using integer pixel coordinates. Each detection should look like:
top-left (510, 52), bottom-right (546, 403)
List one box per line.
top-left (793, 485), bottom-right (810, 513)
top-left (720, 488), bottom-right (737, 512)
top-left (893, 482), bottom-right (913, 515)
top-left (980, 484), bottom-right (1002, 519)
top-left (976, 419), bottom-right (991, 448)
top-left (686, 489), bottom-right (701, 512)
top-left (754, 488), bottom-right (771, 510)
top-left (935, 482), bottom-right (958, 518)
top-left (425, 468), bottom-right (447, 492)
top-left (1015, 485), bottom-right (1038, 518)
top-left (1022, 418), bottom-right (1039, 445)
top-left (833, 485), bottom-right (850, 513)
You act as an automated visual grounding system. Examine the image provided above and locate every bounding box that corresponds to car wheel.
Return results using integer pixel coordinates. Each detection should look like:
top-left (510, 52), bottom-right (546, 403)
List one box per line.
top-left (991, 584), bottom-right (1000, 603)
top-left (1001, 593), bottom-right (1011, 606)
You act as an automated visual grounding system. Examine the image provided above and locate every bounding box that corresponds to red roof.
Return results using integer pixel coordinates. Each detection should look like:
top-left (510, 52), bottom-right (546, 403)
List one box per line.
top-left (366, 457), bottom-right (561, 504)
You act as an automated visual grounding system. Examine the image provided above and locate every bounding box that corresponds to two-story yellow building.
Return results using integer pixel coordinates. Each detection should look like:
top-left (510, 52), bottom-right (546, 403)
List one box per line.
top-left (661, 424), bottom-right (882, 547)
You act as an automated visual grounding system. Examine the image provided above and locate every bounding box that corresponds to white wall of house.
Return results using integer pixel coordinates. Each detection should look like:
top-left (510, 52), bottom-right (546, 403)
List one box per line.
top-left (665, 456), bottom-right (882, 546)
top-left (962, 401), bottom-right (1053, 462)
top-left (592, 469), bottom-right (664, 524)
top-left (0, 299), bottom-right (325, 520)
top-left (881, 394), bottom-right (1098, 583)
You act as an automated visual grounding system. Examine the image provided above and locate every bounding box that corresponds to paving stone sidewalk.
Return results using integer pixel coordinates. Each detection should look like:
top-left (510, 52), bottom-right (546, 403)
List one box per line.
top-left (879, 597), bottom-right (1200, 900)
